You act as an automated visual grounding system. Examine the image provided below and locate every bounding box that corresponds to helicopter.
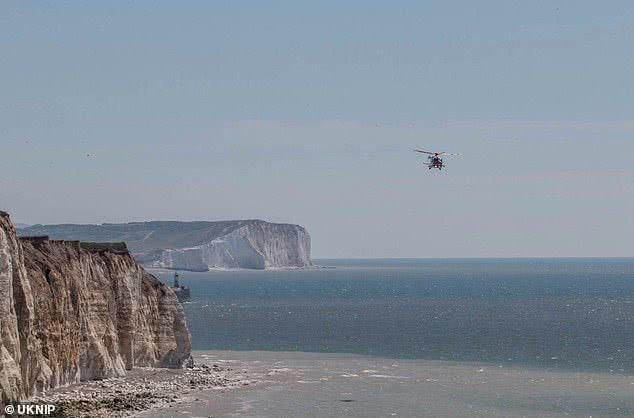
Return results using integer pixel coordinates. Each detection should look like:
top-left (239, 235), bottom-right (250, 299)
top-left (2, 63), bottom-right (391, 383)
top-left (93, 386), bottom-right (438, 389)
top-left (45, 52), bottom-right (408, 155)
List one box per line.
top-left (413, 149), bottom-right (459, 170)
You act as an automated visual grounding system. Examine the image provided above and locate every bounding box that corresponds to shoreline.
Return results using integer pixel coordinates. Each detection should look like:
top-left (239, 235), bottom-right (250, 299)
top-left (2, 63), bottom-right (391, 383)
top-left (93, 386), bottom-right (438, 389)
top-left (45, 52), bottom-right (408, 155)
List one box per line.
top-left (29, 350), bottom-right (634, 417)
top-left (145, 266), bottom-right (322, 274)
top-left (193, 349), bottom-right (634, 376)
top-left (157, 351), bottom-right (634, 418)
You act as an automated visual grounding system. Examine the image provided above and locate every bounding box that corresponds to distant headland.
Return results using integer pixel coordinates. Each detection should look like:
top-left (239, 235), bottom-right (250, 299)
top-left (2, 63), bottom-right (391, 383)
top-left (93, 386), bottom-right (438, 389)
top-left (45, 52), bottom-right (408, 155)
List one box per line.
top-left (18, 219), bottom-right (312, 271)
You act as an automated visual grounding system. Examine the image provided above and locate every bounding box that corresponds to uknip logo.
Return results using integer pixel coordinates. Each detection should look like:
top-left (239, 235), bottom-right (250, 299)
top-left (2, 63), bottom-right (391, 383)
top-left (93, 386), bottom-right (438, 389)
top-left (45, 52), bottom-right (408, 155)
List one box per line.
top-left (4, 403), bottom-right (56, 416)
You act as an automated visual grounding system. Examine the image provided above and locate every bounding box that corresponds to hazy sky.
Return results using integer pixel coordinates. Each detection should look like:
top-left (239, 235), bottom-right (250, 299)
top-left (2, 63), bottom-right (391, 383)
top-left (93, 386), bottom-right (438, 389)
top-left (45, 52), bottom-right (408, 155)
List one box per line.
top-left (1, 1), bottom-right (633, 258)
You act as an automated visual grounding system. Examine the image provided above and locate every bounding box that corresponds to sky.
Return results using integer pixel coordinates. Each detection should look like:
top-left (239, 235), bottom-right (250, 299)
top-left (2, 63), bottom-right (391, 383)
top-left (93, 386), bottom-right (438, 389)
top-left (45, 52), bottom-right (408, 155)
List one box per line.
top-left (1, 1), bottom-right (633, 258)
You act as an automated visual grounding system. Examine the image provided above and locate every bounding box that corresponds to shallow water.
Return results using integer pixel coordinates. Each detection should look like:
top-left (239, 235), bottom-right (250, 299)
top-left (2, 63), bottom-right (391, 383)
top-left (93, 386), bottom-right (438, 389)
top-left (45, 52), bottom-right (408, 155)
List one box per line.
top-left (155, 258), bottom-right (634, 373)
top-left (141, 350), bottom-right (634, 418)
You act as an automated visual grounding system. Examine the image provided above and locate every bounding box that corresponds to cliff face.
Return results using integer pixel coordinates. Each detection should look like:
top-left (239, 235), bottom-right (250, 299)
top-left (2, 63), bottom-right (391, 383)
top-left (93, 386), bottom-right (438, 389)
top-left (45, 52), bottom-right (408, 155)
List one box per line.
top-left (156, 221), bottom-right (312, 271)
top-left (0, 212), bottom-right (191, 406)
top-left (20, 220), bottom-right (313, 271)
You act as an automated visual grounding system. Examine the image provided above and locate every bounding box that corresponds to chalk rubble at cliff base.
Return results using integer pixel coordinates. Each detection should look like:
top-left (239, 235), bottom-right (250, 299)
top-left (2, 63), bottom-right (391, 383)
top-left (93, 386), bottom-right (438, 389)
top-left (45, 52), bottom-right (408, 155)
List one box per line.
top-left (30, 363), bottom-right (252, 418)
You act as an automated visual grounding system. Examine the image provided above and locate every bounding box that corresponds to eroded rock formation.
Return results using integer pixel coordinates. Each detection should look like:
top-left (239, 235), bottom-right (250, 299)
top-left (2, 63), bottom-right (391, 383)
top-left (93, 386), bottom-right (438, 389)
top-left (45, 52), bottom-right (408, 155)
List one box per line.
top-left (0, 211), bottom-right (191, 407)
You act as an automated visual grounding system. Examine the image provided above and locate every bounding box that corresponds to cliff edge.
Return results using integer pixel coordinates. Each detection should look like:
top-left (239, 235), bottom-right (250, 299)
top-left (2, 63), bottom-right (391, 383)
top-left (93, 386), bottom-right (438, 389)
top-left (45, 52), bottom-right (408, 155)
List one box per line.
top-left (0, 211), bottom-right (191, 407)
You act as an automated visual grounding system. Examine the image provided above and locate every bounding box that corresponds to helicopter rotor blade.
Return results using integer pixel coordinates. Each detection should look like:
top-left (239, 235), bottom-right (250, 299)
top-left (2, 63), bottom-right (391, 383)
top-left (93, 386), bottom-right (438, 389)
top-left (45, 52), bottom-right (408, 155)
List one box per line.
top-left (413, 149), bottom-right (435, 155)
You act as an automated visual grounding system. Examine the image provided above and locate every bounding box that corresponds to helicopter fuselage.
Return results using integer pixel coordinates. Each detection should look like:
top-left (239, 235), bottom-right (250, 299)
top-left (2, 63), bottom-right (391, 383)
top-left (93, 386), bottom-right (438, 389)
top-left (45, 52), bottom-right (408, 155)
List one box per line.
top-left (413, 149), bottom-right (455, 171)
top-left (428, 156), bottom-right (444, 170)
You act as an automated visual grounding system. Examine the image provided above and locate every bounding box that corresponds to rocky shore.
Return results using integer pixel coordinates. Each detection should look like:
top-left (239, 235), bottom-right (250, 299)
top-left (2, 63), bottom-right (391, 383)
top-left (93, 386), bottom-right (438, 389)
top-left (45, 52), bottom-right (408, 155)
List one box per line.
top-left (30, 362), bottom-right (252, 417)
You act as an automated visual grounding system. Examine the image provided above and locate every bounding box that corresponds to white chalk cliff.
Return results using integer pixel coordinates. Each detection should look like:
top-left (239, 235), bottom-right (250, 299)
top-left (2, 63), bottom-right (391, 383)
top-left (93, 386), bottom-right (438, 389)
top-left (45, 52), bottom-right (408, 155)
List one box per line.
top-left (20, 220), bottom-right (312, 271)
top-left (0, 211), bottom-right (191, 408)
top-left (156, 222), bottom-right (311, 270)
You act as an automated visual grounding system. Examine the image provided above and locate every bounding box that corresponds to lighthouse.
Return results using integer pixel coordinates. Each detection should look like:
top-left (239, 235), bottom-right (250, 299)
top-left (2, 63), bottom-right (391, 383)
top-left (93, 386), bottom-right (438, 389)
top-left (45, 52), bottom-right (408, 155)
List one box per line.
top-left (171, 271), bottom-right (191, 302)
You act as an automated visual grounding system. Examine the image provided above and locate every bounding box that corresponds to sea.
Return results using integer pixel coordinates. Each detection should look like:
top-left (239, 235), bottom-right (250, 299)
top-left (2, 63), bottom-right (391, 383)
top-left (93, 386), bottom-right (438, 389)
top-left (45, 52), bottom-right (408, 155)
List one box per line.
top-left (155, 258), bottom-right (634, 375)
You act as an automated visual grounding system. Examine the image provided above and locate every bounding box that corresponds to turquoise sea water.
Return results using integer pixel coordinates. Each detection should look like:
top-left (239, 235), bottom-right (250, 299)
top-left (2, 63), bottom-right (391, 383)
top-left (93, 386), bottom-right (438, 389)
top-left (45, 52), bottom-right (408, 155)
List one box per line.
top-left (155, 258), bottom-right (634, 374)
